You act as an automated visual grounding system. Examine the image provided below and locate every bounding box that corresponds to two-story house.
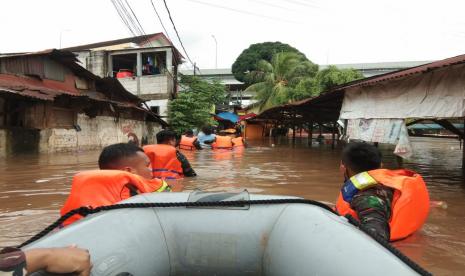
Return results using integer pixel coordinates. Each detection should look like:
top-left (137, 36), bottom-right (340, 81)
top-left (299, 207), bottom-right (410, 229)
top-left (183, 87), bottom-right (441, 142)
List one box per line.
top-left (0, 49), bottom-right (166, 156)
top-left (63, 33), bottom-right (183, 118)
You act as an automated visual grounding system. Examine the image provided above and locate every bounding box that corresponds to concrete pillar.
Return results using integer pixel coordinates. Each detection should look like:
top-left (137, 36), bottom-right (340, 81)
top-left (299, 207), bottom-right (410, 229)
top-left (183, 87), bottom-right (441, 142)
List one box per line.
top-left (136, 52), bottom-right (142, 95)
top-left (166, 48), bottom-right (173, 74)
top-left (136, 52), bottom-right (142, 77)
top-left (107, 55), bottom-right (113, 77)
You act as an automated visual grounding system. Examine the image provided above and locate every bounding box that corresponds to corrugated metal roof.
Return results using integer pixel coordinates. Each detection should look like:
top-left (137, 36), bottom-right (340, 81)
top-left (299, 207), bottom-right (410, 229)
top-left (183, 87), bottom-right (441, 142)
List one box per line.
top-left (61, 33), bottom-right (167, 51)
top-left (0, 73), bottom-right (82, 100)
top-left (61, 33), bottom-right (184, 62)
top-left (0, 49), bottom-right (168, 125)
top-left (253, 54), bottom-right (465, 123)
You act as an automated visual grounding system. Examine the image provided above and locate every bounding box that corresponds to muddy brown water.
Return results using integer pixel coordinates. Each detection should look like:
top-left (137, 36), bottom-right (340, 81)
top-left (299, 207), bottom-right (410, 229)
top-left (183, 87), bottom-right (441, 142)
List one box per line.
top-left (1, 137), bottom-right (464, 275)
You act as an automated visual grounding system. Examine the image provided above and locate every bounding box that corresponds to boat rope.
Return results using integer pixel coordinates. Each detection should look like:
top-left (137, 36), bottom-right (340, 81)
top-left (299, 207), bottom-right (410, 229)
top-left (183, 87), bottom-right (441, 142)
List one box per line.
top-left (18, 199), bottom-right (431, 276)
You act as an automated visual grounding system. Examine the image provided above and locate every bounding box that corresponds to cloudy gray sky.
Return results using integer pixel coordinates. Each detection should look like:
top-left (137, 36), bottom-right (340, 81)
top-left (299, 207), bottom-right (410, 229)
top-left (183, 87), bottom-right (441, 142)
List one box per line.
top-left (1, 0), bottom-right (464, 70)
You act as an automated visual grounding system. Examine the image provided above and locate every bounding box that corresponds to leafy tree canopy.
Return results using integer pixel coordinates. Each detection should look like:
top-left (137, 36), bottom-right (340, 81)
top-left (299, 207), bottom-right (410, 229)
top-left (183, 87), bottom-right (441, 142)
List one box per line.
top-left (314, 65), bottom-right (364, 92)
top-left (245, 52), bottom-right (319, 110)
top-left (168, 75), bottom-right (226, 134)
top-left (244, 53), bottom-right (363, 111)
top-left (232, 42), bottom-right (306, 83)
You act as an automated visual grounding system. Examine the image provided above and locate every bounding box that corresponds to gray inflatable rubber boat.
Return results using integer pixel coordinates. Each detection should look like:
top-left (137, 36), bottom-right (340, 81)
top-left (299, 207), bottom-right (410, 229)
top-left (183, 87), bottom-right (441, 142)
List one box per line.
top-left (24, 191), bottom-right (428, 276)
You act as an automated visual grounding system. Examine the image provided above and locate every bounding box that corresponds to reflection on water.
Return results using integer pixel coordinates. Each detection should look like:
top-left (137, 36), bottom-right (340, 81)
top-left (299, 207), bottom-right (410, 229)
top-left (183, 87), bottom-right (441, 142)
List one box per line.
top-left (0, 137), bottom-right (464, 274)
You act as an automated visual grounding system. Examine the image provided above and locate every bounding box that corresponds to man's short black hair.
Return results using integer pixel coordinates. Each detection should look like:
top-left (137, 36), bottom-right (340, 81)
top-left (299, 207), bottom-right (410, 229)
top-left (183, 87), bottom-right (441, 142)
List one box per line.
top-left (341, 142), bottom-right (382, 174)
top-left (185, 129), bottom-right (194, 136)
top-left (202, 125), bottom-right (213, 135)
top-left (156, 129), bottom-right (177, 144)
top-left (98, 143), bottom-right (144, 169)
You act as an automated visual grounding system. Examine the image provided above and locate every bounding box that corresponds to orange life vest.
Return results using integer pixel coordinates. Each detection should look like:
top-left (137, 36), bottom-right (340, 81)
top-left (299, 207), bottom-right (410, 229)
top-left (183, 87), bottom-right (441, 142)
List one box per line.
top-left (179, 135), bottom-right (197, 150)
top-left (212, 135), bottom-right (233, 149)
top-left (60, 170), bottom-right (168, 226)
top-left (335, 169), bottom-right (430, 241)
top-left (232, 137), bottom-right (244, 147)
top-left (143, 144), bottom-right (184, 179)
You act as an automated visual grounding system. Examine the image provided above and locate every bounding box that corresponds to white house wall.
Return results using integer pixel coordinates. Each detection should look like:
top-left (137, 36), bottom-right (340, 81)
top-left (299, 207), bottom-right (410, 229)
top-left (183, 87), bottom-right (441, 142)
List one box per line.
top-left (146, 99), bottom-right (169, 117)
top-left (340, 63), bottom-right (465, 119)
top-left (39, 114), bottom-right (161, 153)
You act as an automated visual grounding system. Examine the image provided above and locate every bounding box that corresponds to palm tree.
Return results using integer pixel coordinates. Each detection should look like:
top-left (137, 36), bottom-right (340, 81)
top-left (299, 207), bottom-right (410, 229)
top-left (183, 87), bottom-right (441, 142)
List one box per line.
top-left (245, 52), bottom-right (318, 111)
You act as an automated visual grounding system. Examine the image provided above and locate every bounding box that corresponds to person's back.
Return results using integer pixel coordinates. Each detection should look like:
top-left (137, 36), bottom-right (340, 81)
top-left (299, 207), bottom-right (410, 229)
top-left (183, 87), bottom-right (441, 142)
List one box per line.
top-left (144, 143), bottom-right (183, 179)
top-left (213, 133), bottom-right (233, 149)
top-left (61, 170), bottom-right (167, 225)
top-left (145, 130), bottom-right (197, 179)
top-left (179, 130), bottom-right (201, 150)
top-left (197, 126), bottom-right (216, 149)
top-left (61, 143), bottom-right (168, 226)
top-left (335, 142), bottom-right (430, 241)
top-left (232, 136), bottom-right (245, 147)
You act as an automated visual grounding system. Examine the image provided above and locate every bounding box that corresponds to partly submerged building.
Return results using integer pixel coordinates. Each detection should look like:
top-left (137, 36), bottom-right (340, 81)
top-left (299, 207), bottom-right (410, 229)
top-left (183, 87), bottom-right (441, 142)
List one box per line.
top-left (63, 33), bottom-right (183, 117)
top-left (0, 49), bottom-right (166, 157)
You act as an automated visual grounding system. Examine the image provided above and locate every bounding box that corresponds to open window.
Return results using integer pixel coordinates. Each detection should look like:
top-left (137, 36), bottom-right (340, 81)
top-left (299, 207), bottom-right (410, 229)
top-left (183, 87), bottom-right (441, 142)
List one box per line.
top-left (141, 52), bottom-right (166, 76)
top-left (150, 106), bottom-right (160, 115)
top-left (112, 53), bottom-right (137, 78)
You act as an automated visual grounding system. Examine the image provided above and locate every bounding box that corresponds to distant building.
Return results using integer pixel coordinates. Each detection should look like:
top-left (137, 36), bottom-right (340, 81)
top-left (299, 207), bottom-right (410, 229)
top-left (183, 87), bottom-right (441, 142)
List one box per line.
top-left (63, 33), bottom-right (184, 118)
top-left (0, 49), bottom-right (166, 157)
top-left (181, 61), bottom-right (431, 108)
top-left (319, 61), bottom-right (431, 78)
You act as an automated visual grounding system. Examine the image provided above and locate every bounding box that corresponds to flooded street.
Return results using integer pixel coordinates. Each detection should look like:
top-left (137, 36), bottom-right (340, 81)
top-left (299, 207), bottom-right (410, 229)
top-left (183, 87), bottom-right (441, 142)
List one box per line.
top-left (1, 137), bottom-right (465, 275)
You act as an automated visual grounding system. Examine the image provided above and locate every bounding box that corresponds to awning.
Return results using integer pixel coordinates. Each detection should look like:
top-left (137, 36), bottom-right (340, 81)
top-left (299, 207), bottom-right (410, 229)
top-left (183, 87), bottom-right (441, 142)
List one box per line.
top-left (214, 112), bottom-right (239, 123)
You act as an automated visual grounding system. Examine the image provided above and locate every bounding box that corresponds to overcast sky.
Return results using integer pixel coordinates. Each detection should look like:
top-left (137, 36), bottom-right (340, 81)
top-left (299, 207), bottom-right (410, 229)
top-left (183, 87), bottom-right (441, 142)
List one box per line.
top-left (1, 0), bottom-right (465, 70)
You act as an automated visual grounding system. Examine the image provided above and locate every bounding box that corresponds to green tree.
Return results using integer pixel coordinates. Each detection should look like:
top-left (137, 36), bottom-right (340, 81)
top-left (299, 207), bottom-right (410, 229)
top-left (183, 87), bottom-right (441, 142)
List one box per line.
top-left (232, 42), bottom-right (306, 84)
top-left (245, 52), bottom-right (318, 111)
top-left (314, 65), bottom-right (364, 92)
top-left (168, 75), bottom-right (226, 134)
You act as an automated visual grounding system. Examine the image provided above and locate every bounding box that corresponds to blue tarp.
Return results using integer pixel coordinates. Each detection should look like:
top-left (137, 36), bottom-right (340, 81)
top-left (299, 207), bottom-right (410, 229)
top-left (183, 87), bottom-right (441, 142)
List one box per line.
top-left (215, 112), bottom-right (239, 123)
top-left (408, 123), bottom-right (464, 130)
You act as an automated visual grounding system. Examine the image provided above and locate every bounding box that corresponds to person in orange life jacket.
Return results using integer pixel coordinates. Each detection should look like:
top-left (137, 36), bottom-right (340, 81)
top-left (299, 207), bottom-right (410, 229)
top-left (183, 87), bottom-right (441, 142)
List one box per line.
top-left (212, 131), bottom-right (234, 149)
top-left (335, 142), bottom-right (430, 241)
top-left (144, 130), bottom-right (196, 179)
top-left (179, 129), bottom-right (201, 150)
top-left (337, 142), bottom-right (392, 240)
top-left (60, 143), bottom-right (170, 226)
top-left (231, 132), bottom-right (246, 148)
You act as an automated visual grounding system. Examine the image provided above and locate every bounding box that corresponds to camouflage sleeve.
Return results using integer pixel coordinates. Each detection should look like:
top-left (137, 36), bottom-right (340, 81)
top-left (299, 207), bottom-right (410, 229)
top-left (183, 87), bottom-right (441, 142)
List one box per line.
top-left (350, 186), bottom-right (394, 241)
top-left (176, 151), bottom-right (197, 177)
top-left (0, 247), bottom-right (27, 275)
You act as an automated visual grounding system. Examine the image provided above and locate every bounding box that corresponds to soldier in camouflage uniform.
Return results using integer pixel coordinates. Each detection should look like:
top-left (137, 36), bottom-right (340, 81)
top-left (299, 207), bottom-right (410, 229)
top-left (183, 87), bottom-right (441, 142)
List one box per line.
top-left (338, 142), bottom-right (393, 241)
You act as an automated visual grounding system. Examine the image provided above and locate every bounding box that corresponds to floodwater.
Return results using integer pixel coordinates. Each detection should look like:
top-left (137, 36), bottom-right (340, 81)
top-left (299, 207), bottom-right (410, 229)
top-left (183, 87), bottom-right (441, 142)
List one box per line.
top-left (1, 137), bottom-right (465, 275)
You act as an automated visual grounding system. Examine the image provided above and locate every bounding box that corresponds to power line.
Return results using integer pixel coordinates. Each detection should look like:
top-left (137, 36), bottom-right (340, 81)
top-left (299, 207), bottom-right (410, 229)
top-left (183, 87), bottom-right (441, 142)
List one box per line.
top-left (116, 0), bottom-right (143, 35)
top-left (123, 0), bottom-right (156, 47)
top-left (111, 0), bottom-right (137, 36)
top-left (184, 0), bottom-right (300, 24)
top-left (150, 0), bottom-right (172, 41)
top-left (249, 0), bottom-right (295, 12)
top-left (161, 0), bottom-right (196, 68)
top-left (125, 0), bottom-right (147, 36)
top-left (283, 0), bottom-right (320, 9)
top-left (148, 0), bottom-right (190, 82)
